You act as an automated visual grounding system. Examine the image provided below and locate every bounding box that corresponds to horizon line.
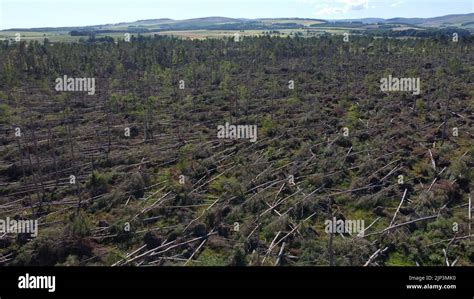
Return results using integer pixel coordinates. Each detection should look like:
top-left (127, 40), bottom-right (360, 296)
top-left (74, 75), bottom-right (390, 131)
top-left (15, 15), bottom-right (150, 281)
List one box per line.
top-left (2, 12), bottom-right (472, 31)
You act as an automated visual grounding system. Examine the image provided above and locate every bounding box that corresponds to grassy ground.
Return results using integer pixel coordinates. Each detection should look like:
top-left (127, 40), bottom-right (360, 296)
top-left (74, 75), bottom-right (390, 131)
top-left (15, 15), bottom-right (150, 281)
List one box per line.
top-left (0, 28), bottom-right (355, 42)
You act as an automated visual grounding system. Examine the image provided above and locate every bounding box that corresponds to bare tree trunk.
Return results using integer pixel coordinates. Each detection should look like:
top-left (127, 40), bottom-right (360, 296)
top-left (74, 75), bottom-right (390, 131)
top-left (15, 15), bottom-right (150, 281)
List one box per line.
top-left (256, 213), bottom-right (261, 266)
top-left (469, 195), bottom-right (472, 236)
top-left (16, 132), bottom-right (34, 215)
top-left (63, 99), bottom-right (83, 213)
top-left (441, 83), bottom-right (451, 142)
top-left (103, 80), bottom-right (112, 161)
top-left (29, 115), bottom-right (46, 215)
top-left (327, 198), bottom-right (335, 266)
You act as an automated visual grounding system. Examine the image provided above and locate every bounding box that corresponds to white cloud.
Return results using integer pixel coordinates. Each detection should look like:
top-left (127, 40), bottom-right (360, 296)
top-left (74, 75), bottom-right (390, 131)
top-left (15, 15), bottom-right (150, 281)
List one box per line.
top-left (390, 0), bottom-right (405, 7)
top-left (341, 0), bottom-right (369, 11)
top-left (316, 6), bottom-right (345, 15)
top-left (297, 0), bottom-right (370, 16)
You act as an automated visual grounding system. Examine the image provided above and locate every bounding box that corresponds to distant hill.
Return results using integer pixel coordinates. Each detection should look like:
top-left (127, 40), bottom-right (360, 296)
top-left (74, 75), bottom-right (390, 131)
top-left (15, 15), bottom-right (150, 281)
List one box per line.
top-left (326, 18), bottom-right (385, 24)
top-left (386, 14), bottom-right (474, 27)
top-left (130, 18), bottom-right (176, 25)
top-left (181, 17), bottom-right (242, 24)
top-left (2, 13), bottom-right (473, 33)
top-left (384, 17), bottom-right (425, 25)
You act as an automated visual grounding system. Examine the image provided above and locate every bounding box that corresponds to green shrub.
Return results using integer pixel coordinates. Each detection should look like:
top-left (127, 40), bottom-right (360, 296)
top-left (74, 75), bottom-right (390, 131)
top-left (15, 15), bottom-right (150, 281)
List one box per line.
top-left (86, 171), bottom-right (113, 197)
top-left (70, 211), bottom-right (92, 238)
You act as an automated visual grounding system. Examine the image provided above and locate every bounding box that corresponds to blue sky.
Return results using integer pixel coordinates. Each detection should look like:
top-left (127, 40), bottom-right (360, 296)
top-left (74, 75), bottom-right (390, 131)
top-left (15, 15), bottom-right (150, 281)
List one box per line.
top-left (0, 0), bottom-right (472, 30)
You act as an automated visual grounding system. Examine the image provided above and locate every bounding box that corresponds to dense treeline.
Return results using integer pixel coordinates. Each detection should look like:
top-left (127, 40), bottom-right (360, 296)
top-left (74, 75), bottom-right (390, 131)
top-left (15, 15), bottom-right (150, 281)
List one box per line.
top-left (363, 28), bottom-right (472, 39)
